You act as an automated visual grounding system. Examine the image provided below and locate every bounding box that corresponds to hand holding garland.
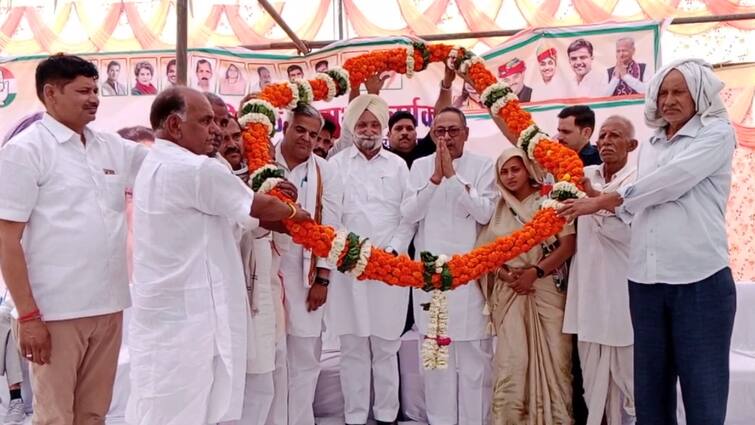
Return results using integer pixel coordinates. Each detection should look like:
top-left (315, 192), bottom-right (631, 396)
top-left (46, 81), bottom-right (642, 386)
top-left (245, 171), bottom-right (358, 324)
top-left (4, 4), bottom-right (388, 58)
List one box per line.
top-left (237, 42), bottom-right (583, 291)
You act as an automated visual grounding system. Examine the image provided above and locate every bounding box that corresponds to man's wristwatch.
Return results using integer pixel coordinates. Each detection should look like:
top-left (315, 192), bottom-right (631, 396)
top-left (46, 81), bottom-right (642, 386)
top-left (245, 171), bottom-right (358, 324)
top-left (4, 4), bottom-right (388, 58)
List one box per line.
top-left (314, 276), bottom-right (330, 287)
top-left (533, 266), bottom-right (546, 278)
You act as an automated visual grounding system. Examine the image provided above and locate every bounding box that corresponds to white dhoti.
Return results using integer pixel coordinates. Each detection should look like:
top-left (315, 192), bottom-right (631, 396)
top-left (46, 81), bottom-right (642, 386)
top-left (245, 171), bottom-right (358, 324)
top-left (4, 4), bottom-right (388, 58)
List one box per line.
top-left (420, 338), bottom-right (493, 425)
top-left (578, 342), bottom-right (635, 425)
top-left (339, 335), bottom-right (402, 423)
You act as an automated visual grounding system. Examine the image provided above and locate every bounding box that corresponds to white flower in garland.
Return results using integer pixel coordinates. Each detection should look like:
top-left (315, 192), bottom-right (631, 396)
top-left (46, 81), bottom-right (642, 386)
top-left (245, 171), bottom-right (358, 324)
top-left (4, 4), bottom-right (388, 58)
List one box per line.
top-left (434, 254), bottom-right (449, 274)
top-left (238, 112), bottom-right (274, 136)
top-left (348, 240), bottom-right (373, 278)
top-left (405, 44), bottom-right (415, 79)
top-left (490, 91), bottom-right (521, 116)
top-left (284, 82), bottom-right (300, 110)
top-left (326, 67), bottom-right (351, 94)
top-left (240, 98), bottom-right (276, 118)
top-left (526, 132), bottom-right (549, 160)
top-left (421, 290), bottom-right (450, 370)
top-left (257, 177), bottom-right (285, 194)
top-left (292, 79), bottom-right (313, 105)
top-left (481, 82), bottom-right (510, 107)
top-left (314, 73), bottom-right (337, 102)
top-left (326, 230), bottom-right (348, 265)
top-left (517, 124), bottom-right (549, 159)
top-left (249, 164), bottom-right (280, 183)
top-left (459, 55), bottom-right (485, 74)
top-left (541, 198), bottom-right (564, 210)
top-left (552, 181), bottom-right (586, 199)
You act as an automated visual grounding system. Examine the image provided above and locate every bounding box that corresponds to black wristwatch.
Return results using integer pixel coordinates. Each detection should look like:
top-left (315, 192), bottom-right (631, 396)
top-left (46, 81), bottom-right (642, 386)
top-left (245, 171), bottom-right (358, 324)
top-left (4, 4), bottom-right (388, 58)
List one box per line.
top-left (314, 276), bottom-right (330, 287)
top-left (533, 266), bottom-right (546, 278)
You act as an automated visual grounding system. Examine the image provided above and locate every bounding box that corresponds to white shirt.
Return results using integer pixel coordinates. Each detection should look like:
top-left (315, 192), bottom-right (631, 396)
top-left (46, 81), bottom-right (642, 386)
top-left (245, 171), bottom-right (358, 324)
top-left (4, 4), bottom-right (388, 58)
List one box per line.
top-left (563, 163), bottom-right (636, 346)
top-left (274, 144), bottom-right (340, 337)
top-left (401, 151), bottom-right (498, 341)
top-left (617, 116), bottom-right (736, 284)
top-left (128, 139), bottom-right (256, 424)
top-left (327, 146), bottom-right (415, 339)
top-left (0, 113), bottom-right (146, 321)
top-left (531, 74), bottom-right (568, 102)
top-left (571, 69), bottom-right (610, 98)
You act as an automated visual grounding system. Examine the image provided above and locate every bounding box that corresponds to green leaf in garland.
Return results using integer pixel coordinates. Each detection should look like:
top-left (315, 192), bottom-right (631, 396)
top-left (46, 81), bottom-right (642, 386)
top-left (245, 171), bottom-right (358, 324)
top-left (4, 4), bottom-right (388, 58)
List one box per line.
top-left (483, 86), bottom-right (513, 109)
top-left (325, 70), bottom-right (349, 96)
top-left (440, 264), bottom-right (453, 291)
top-left (250, 167), bottom-right (285, 192)
top-left (241, 102), bottom-right (277, 137)
top-left (550, 189), bottom-right (579, 202)
top-left (337, 232), bottom-right (362, 273)
top-left (420, 251), bottom-right (439, 292)
top-left (413, 41), bottom-right (431, 71)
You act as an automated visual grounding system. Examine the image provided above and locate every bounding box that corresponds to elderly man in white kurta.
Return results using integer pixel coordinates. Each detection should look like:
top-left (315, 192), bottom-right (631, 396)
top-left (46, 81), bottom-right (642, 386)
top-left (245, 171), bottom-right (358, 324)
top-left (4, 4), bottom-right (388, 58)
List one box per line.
top-left (563, 115), bottom-right (638, 425)
top-left (401, 106), bottom-right (498, 425)
top-left (275, 104), bottom-right (341, 425)
top-left (127, 88), bottom-right (308, 425)
top-left (328, 94), bottom-right (416, 425)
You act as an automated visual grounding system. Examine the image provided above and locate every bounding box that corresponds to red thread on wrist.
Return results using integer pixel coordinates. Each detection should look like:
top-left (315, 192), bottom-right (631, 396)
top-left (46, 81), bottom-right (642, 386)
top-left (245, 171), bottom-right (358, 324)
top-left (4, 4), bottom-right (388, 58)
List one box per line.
top-left (18, 309), bottom-right (41, 323)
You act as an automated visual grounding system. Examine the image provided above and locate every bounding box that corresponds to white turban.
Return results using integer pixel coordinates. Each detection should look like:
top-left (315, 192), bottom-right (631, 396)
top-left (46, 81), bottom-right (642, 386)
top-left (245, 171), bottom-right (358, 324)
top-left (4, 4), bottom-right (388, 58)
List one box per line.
top-left (342, 94), bottom-right (389, 134)
top-left (644, 58), bottom-right (729, 129)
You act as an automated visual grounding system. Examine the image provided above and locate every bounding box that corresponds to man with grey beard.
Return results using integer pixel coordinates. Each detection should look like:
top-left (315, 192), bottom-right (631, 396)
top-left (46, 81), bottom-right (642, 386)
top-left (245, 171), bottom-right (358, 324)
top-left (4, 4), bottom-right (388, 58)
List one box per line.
top-left (327, 94), bottom-right (415, 425)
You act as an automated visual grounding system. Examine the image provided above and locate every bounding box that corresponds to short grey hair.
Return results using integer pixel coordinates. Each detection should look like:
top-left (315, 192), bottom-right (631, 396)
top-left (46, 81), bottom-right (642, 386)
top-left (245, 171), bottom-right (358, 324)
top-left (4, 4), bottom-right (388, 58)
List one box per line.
top-left (286, 104), bottom-right (324, 129)
top-left (602, 115), bottom-right (635, 139)
top-left (616, 37), bottom-right (635, 48)
top-left (204, 92), bottom-right (226, 108)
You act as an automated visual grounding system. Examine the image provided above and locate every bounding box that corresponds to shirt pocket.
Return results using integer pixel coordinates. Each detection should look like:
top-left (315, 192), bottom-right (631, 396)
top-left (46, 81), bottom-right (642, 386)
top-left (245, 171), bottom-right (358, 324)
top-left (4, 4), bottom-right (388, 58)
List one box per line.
top-left (101, 174), bottom-right (126, 212)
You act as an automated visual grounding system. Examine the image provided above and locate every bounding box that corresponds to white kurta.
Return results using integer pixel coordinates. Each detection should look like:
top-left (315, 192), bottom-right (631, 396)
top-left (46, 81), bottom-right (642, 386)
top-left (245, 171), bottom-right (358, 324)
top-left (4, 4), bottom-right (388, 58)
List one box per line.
top-left (275, 144), bottom-right (340, 337)
top-left (327, 146), bottom-right (415, 340)
top-left (127, 139), bottom-right (257, 425)
top-left (401, 151), bottom-right (498, 341)
top-left (563, 163), bottom-right (637, 347)
top-left (240, 231), bottom-right (281, 375)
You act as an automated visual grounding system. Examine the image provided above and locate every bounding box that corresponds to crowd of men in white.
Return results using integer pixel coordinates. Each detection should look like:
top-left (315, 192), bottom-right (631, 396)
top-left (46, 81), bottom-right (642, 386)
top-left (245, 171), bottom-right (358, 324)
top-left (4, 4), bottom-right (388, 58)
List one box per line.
top-left (0, 52), bottom-right (738, 425)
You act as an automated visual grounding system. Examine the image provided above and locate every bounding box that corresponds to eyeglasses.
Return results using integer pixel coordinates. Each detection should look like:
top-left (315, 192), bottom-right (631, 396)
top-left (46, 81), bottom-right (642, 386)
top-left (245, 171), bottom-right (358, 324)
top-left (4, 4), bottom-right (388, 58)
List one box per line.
top-left (433, 127), bottom-right (463, 138)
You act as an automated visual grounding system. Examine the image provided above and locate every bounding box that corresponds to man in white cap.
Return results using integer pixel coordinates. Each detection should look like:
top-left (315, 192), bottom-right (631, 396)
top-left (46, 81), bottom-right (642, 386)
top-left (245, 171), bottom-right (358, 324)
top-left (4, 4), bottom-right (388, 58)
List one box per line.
top-left (328, 94), bottom-right (416, 425)
top-left (559, 59), bottom-right (737, 425)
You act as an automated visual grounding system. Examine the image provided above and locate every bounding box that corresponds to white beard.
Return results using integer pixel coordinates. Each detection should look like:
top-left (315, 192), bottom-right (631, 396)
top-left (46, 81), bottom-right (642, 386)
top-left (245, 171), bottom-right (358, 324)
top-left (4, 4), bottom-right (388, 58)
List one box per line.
top-left (355, 135), bottom-right (381, 152)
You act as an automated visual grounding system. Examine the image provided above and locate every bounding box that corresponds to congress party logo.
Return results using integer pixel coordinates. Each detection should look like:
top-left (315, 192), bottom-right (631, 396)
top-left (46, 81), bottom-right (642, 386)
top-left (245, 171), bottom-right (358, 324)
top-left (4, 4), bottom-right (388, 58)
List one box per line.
top-left (0, 67), bottom-right (17, 108)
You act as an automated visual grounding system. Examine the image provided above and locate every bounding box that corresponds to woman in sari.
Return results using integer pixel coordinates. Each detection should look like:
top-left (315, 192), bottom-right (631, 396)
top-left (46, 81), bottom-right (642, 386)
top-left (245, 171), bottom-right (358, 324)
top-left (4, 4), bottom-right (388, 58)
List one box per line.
top-left (478, 147), bottom-right (576, 424)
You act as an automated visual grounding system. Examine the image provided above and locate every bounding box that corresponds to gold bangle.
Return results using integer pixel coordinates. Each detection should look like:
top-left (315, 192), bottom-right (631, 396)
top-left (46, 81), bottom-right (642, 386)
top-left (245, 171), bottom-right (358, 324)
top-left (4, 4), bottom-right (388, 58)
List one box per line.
top-left (286, 203), bottom-right (297, 220)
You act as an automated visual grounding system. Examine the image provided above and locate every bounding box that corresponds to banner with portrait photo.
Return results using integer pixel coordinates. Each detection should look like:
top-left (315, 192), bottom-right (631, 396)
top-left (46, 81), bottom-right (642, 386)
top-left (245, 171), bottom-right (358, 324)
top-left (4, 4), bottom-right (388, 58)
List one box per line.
top-left (480, 19), bottom-right (668, 106)
top-left (1, 20), bottom-right (664, 151)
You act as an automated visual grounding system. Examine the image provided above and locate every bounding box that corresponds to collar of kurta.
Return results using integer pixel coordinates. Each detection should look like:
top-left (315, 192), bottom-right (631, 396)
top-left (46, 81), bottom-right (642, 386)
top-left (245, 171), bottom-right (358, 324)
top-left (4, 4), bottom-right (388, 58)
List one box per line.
top-left (650, 114), bottom-right (702, 145)
top-left (275, 141), bottom-right (319, 173)
top-left (347, 145), bottom-right (389, 161)
top-left (41, 113), bottom-right (95, 145)
top-left (593, 161), bottom-right (636, 191)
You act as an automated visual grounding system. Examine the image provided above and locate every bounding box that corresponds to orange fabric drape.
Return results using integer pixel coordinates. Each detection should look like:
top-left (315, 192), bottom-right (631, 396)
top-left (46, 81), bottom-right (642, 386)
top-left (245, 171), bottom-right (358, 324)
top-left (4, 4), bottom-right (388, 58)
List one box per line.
top-left (571, 0), bottom-right (621, 22)
top-left (704, 0), bottom-right (755, 30)
top-left (344, 0), bottom-right (450, 36)
top-left (514, 0), bottom-right (578, 28)
top-left (124, 3), bottom-right (170, 50)
top-left (455, 0), bottom-right (514, 47)
top-left (225, 4), bottom-right (284, 45)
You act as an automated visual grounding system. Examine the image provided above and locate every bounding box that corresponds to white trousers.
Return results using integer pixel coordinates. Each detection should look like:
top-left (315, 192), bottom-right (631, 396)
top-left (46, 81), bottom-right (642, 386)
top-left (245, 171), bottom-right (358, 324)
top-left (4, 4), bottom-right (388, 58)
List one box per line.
top-left (420, 338), bottom-right (493, 425)
top-left (578, 342), bottom-right (636, 425)
top-left (220, 336), bottom-right (288, 425)
top-left (286, 335), bottom-right (322, 425)
top-left (339, 335), bottom-right (402, 424)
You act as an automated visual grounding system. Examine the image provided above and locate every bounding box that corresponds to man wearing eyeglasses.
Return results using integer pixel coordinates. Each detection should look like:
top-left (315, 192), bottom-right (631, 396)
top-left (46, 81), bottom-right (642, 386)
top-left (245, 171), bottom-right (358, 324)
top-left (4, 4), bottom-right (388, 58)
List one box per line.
top-left (400, 106), bottom-right (498, 425)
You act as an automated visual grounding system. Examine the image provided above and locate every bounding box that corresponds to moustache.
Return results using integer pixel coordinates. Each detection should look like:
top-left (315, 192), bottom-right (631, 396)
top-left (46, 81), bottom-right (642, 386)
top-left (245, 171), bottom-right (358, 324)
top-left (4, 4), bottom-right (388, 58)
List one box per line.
top-left (355, 135), bottom-right (382, 149)
top-left (223, 146), bottom-right (241, 155)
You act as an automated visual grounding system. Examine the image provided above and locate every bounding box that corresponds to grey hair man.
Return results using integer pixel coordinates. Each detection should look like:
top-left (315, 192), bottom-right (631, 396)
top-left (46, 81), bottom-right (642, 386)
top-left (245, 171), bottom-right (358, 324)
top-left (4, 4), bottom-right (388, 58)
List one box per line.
top-left (276, 103), bottom-right (342, 425)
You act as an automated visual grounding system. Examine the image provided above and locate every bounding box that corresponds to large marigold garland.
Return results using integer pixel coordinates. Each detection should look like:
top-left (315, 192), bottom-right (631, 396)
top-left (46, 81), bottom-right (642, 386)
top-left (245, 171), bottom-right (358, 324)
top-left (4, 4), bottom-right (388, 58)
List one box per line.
top-left (238, 40), bottom-right (585, 368)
